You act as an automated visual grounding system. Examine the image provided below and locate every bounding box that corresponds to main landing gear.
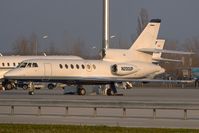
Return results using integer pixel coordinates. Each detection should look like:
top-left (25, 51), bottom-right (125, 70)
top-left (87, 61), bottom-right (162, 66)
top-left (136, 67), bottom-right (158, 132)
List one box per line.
top-left (3, 80), bottom-right (16, 90)
top-left (77, 86), bottom-right (86, 95)
top-left (76, 83), bottom-right (122, 96)
top-left (28, 82), bottom-right (35, 95)
top-left (103, 82), bottom-right (123, 96)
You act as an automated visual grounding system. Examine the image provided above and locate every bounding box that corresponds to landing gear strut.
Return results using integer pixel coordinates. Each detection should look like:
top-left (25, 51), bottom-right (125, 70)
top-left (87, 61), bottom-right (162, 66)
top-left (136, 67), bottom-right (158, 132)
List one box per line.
top-left (106, 83), bottom-right (117, 96)
top-left (104, 82), bottom-right (123, 96)
top-left (77, 86), bottom-right (86, 95)
top-left (28, 82), bottom-right (35, 95)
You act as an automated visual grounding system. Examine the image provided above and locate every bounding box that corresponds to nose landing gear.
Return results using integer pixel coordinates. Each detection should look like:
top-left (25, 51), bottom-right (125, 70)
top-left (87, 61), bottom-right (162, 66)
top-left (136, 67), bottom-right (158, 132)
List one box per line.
top-left (77, 86), bottom-right (86, 95)
top-left (28, 82), bottom-right (35, 95)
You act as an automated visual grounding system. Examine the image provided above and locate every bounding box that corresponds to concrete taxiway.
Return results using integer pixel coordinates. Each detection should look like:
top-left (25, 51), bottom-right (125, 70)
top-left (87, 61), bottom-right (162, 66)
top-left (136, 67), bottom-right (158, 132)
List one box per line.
top-left (0, 87), bottom-right (199, 128)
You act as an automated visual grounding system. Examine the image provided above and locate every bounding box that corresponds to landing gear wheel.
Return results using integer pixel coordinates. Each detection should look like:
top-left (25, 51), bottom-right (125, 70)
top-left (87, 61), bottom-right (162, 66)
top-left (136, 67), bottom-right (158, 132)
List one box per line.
top-left (106, 88), bottom-right (113, 96)
top-left (22, 84), bottom-right (28, 90)
top-left (78, 88), bottom-right (86, 95)
top-left (48, 84), bottom-right (55, 90)
top-left (28, 91), bottom-right (34, 95)
top-left (5, 83), bottom-right (13, 90)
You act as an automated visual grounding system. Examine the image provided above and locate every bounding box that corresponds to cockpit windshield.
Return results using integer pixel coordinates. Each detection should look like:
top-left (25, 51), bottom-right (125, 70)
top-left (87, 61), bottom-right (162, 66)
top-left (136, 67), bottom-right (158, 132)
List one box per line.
top-left (18, 62), bottom-right (38, 68)
top-left (19, 62), bottom-right (27, 68)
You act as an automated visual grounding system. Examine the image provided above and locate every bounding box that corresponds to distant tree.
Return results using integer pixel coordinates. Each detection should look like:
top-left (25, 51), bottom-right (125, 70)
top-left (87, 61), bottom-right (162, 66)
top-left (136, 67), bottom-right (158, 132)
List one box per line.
top-left (13, 37), bottom-right (30, 55)
top-left (183, 37), bottom-right (199, 67)
top-left (29, 33), bottom-right (38, 55)
top-left (161, 40), bottom-right (181, 73)
top-left (72, 38), bottom-right (84, 57)
top-left (46, 41), bottom-right (59, 55)
top-left (12, 33), bottom-right (39, 55)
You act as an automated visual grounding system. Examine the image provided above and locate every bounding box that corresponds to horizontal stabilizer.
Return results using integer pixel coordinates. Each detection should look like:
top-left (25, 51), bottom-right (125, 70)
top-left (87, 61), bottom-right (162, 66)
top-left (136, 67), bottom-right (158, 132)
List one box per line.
top-left (153, 58), bottom-right (182, 62)
top-left (138, 48), bottom-right (194, 55)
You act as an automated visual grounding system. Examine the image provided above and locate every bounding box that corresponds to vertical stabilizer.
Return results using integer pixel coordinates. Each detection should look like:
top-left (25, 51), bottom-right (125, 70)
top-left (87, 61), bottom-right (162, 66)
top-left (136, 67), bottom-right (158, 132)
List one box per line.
top-left (129, 19), bottom-right (161, 62)
top-left (103, 19), bottom-right (161, 62)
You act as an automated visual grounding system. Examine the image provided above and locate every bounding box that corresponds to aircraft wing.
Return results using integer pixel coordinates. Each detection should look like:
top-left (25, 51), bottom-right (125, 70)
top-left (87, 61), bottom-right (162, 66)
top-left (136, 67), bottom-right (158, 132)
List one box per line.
top-left (82, 77), bottom-right (195, 84)
top-left (6, 76), bottom-right (194, 85)
top-left (138, 48), bottom-right (194, 55)
top-left (112, 78), bottom-right (195, 84)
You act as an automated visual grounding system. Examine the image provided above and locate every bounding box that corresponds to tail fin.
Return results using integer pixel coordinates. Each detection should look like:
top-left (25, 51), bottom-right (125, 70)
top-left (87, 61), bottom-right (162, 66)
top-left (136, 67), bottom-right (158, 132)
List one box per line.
top-left (129, 19), bottom-right (161, 62)
top-left (103, 19), bottom-right (161, 62)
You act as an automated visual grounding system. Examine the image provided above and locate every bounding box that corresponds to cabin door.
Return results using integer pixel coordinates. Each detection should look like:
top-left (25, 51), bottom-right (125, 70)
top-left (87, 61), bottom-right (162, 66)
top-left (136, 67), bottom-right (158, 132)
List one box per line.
top-left (44, 63), bottom-right (52, 81)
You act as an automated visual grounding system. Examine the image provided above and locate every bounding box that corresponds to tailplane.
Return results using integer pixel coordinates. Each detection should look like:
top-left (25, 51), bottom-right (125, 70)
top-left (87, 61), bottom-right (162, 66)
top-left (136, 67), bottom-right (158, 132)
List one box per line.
top-left (129, 19), bottom-right (161, 62)
top-left (103, 19), bottom-right (161, 62)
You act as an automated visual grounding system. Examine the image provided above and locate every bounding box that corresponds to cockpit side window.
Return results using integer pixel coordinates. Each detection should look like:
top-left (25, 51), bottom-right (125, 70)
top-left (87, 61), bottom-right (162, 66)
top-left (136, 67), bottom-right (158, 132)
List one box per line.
top-left (20, 62), bottom-right (27, 68)
top-left (27, 63), bottom-right (32, 68)
top-left (33, 63), bottom-right (38, 67)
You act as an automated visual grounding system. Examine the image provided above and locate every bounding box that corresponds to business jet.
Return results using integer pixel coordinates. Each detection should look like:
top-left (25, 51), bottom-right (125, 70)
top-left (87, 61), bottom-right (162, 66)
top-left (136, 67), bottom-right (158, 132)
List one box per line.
top-left (0, 55), bottom-right (83, 90)
top-left (4, 19), bottom-right (194, 95)
top-left (0, 35), bottom-right (164, 91)
top-left (0, 39), bottom-right (164, 92)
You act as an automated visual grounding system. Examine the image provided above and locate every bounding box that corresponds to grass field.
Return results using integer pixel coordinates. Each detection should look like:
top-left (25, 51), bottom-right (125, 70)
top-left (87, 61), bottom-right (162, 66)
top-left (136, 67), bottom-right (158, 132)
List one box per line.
top-left (0, 124), bottom-right (199, 133)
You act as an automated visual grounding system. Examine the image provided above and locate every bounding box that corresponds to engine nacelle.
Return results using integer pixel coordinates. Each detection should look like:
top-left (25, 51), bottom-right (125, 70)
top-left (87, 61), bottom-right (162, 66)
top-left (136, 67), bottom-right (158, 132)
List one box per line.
top-left (111, 64), bottom-right (138, 76)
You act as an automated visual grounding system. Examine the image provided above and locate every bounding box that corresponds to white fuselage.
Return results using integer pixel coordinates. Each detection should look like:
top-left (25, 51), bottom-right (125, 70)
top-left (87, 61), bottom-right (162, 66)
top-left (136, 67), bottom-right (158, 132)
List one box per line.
top-left (4, 59), bottom-right (165, 84)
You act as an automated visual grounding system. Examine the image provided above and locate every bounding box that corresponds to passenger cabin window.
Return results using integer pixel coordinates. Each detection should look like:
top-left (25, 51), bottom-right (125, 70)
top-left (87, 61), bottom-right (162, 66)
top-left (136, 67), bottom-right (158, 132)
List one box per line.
top-left (81, 64), bottom-right (85, 69)
top-left (71, 64), bottom-right (74, 69)
top-left (87, 64), bottom-right (91, 69)
top-left (65, 64), bottom-right (68, 69)
top-left (76, 64), bottom-right (79, 69)
top-left (33, 63), bottom-right (38, 67)
top-left (59, 64), bottom-right (63, 69)
top-left (7, 63), bottom-right (10, 66)
top-left (13, 63), bottom-right (16, 67)
top-left (2, 63), bottom-right (5, 67)
top-left (93, 64), bottom-right (96, 69)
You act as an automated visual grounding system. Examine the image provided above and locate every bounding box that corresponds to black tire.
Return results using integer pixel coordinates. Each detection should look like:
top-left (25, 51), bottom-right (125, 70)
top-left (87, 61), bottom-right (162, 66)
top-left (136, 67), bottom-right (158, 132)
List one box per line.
top-left (28, 91), bottom-right (34, 95)
top-left (78, 88), bottom-right (86, 95)
top-left (5, 83), bottom-right (13, 90)
top-left (48, 84), bottom-right (55, 90)
top-left (22, 84), bottom-right (28, 90)
top-left (106, 88), bottom-right (113, 96)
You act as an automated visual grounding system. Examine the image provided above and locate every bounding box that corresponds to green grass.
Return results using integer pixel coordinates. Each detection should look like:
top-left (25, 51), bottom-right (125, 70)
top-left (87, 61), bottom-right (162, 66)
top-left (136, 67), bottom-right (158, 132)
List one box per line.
top-left (0, 124), bottom-right (198, 133)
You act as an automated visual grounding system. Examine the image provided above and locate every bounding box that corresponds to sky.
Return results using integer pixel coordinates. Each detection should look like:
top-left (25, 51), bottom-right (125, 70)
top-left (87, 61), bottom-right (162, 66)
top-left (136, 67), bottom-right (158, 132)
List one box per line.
top-left (0, 0), bottom-right (199, 54)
